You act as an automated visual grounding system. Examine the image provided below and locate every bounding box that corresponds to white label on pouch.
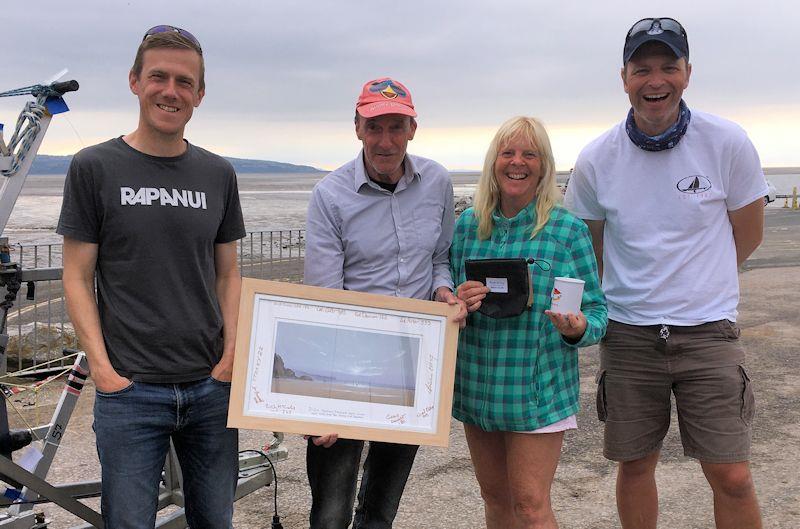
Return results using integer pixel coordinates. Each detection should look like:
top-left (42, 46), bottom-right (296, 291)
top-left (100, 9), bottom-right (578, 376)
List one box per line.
top-left (485, 277), bottom-right (508, 293)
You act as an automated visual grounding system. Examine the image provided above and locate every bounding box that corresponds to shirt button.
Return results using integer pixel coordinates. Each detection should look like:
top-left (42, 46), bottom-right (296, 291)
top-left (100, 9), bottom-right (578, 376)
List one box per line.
top-left (400, 258), bottom-right (406, 263)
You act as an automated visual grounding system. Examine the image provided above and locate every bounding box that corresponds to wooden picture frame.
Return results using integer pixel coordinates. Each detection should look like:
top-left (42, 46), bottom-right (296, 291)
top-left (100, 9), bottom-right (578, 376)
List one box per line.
top-left (228, 278), bottom-right (461, 447)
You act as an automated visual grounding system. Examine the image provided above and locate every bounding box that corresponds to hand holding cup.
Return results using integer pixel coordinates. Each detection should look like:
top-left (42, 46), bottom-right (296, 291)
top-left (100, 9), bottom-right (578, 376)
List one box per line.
top-left (547, 277), bottom-right (587, 340)
top-left (544, 310), bottom-right (587, 340)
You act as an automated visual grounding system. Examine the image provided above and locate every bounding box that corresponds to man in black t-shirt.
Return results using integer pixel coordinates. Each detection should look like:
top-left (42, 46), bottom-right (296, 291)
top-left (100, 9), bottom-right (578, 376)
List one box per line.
top-left (58, 26), bottom-right (245, 528)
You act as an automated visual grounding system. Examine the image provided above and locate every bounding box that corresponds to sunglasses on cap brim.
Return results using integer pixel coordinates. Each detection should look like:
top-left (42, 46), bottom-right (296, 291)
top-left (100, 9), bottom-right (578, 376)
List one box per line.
top-left (143, 25), bottom-right (202, 52)
top-left (626, 18), bottom-right (687, 41)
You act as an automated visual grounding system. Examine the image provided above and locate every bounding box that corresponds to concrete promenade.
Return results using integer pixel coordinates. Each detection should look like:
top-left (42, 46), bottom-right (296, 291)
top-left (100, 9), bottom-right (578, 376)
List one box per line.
top-left (5, 208), bottom-right (799, 528)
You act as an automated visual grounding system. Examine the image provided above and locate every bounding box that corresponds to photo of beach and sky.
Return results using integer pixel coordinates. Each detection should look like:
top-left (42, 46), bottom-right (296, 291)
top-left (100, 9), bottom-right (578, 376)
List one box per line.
top-left (271, 321), bottom-right (420, 407)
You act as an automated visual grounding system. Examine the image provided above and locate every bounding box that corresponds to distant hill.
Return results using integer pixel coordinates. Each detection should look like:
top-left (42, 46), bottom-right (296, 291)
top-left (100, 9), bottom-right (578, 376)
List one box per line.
top-left (224, 157), bottom-right (323, 174)
top-left (29, 154), bottom-right (323, 175)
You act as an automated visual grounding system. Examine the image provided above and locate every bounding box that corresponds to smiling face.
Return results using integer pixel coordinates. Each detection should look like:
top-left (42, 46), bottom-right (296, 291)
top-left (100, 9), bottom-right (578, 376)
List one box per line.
top-left (493, 135), bottom-right (542, 217)
top-left (355, 113), bottom-right (417, 184)
top-left (130, 47), bottom-right (204, 140)
top-left (622, 42), bottom-right (691, 136)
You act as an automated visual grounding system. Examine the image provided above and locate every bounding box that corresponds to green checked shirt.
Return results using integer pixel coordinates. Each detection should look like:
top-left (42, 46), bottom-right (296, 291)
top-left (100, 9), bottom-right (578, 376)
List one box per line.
top-left (450, 202), bottom-right (607, 431)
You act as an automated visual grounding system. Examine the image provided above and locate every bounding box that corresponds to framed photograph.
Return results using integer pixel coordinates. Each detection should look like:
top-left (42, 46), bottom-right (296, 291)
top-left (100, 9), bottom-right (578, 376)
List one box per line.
top-left (228, 278), bottom-right (460, 446)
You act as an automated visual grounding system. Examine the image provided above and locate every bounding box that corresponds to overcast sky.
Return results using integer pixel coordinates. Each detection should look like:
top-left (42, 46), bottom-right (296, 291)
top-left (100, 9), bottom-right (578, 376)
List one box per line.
top-left (275, 321), bottom-right (419, 388)
top-left (2, 0), bottom-right (796, 170)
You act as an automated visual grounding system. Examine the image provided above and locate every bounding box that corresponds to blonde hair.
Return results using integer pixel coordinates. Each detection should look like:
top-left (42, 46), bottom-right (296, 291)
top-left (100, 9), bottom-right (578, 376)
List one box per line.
top-left (473, 116), bottom-right (561, 240)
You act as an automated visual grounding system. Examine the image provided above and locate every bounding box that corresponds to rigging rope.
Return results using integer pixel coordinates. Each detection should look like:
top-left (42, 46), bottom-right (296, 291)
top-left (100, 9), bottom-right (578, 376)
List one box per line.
top-left (0, 353), bottom-right (81, 441)
top-left (1, 100), bottom-right (46, 177)
top-left (0, 82), bottom-right (75, 177)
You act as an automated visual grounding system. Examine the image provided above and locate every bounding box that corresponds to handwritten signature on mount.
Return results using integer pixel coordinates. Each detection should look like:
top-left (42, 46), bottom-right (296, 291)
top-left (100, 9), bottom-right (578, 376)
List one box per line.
top-left (316, 306), bottom-right (347, 316)
top-left (273, 300), bottom-right (306, 310)
top-left (353, 310), bottom-right (388, 320)
top-left (416, 405), bottom-right (434, 418)
top-left (252, 345), bottom-right (264, 379)
top-left (425, 354), bottom-right (436, 393)
top-left (258, 401), bottom-right (297, 415)
top-left (386, 413), bottom-right (408, 425)
top-left (399, 316), bottom-right (432, 326)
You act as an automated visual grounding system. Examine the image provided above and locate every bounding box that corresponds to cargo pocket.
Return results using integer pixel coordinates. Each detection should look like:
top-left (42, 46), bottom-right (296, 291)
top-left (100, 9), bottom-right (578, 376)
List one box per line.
top-left (595, 370), bottom-right (608, 422)
top-left (716, 319), bottom-right (741, 340)
top-left (739, 365), bottom-right (755, 425)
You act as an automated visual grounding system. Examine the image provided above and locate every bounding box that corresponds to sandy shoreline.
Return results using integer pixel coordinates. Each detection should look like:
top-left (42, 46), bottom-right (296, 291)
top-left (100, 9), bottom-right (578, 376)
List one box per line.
top-left (273, 378), bottom-right (417, 407)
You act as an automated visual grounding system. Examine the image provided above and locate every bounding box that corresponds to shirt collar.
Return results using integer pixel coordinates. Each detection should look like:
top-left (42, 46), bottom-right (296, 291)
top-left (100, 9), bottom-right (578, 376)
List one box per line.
top-left (491, 198), bottom-right (537, 225)
top-left (353, 150), bottom-right (421, 193)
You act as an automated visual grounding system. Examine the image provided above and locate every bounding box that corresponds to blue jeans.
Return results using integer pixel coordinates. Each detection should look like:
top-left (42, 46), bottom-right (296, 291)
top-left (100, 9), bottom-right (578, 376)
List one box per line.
top-left (306, 438), bottom-right (419, 529)
top-left (93, 377), bottom-right (238, 529)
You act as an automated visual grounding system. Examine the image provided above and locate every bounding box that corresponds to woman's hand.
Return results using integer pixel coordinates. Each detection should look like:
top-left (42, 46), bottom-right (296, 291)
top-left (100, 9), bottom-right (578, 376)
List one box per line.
top-left (544, 310), bottom-right (587, 341)
top-left (456, 280), bottom-right (490, 313)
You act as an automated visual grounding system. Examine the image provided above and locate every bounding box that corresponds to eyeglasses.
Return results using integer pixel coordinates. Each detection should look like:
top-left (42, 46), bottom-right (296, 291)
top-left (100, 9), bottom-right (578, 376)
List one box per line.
top-left (143, 25), bottom-right (202, 52)
top-left (626, 18), bottom-right (687, 41)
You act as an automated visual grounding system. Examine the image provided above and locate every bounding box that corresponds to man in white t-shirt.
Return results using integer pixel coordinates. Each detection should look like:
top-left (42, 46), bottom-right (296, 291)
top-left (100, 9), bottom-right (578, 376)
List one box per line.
top-left (565, 17), bottom-right (766, 529)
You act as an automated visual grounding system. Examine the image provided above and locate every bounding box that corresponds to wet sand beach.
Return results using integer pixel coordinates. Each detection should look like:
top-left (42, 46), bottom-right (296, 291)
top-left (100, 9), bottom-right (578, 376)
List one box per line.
top-left (272, 378), bottom-right (416, 407)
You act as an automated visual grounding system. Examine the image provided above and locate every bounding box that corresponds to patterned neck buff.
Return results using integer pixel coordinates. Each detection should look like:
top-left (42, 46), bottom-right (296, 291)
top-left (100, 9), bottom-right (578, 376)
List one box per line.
top-left (625, 99), bottom-right (691, 152)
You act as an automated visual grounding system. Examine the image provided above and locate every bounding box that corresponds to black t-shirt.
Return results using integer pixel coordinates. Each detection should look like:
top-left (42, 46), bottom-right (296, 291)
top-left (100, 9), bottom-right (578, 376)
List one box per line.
top-left (369, 177), bottom-right (398, 193)
top-left (57, 138), bottom-right (246, 383)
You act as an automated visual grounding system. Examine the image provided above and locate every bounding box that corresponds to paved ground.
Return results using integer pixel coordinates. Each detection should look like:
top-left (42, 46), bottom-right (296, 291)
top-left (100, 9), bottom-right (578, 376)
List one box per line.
top-left (3, 209), bottom-right (800, 528)
top-left (238, 265), bottom-right (800, 529)
top-left (744, 208), bottom-right (800, 269)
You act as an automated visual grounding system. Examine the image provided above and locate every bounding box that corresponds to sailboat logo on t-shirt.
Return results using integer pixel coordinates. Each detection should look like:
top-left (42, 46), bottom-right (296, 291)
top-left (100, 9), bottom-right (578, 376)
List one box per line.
top-left (676, 175), bottom-right (712, 194)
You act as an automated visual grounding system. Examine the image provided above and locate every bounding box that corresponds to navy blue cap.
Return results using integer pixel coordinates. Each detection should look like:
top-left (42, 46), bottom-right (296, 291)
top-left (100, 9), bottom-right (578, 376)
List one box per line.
top-left (623, 18), bottom-right (689, 63)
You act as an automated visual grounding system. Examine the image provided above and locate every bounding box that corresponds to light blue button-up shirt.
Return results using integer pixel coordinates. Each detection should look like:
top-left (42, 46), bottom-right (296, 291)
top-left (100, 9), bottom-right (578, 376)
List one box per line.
top-left (304, 152), bottom-right (455, 300)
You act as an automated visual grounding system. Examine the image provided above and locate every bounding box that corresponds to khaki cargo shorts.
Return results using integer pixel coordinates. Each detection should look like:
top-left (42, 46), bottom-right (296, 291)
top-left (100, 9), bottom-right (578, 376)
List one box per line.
top-left (596, 319), bottom-right (755, 464)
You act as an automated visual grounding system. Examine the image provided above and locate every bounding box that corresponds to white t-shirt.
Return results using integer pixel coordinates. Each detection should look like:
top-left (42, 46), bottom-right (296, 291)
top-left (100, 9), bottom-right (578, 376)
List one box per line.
top-left (565, 110), bottom-right (767, 325)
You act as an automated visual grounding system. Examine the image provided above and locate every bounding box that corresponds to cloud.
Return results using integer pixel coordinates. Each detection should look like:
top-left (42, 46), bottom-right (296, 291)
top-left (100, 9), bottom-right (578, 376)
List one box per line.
top-left (2, 0), bottom-right (797, 168)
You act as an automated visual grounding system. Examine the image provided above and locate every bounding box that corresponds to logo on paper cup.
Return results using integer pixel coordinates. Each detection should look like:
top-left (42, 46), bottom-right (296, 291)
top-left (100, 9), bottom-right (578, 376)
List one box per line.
top-left (551, 277), bottom-right (584, 314)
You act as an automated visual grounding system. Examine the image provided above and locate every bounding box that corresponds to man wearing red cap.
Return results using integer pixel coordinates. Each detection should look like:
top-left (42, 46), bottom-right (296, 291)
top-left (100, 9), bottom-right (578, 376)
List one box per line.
top-left (303, 77), bottom-right (466, 528)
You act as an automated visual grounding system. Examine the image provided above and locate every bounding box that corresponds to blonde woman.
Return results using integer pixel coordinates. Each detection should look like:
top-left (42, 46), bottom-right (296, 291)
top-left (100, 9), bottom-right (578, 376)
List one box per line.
top-left (451, 116), bottom-right (607, 528)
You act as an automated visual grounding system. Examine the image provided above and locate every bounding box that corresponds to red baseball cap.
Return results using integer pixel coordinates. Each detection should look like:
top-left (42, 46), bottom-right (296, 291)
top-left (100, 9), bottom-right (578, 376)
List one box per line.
top-left (356, 78), bottom-right (417, 118)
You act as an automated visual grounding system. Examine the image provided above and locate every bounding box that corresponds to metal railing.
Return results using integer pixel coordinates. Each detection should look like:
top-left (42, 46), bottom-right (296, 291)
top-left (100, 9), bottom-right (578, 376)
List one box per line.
top-left (4, 229), bottom-right (306, 374)
top-left (6, 242), bottom-right (69, 375)
top-left (238, 228), bottom-right (305, 283)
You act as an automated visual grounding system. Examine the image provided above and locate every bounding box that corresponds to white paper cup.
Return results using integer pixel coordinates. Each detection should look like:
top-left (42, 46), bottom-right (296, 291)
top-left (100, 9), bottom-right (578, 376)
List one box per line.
top-left (550, 277), bottom-right (585, 315)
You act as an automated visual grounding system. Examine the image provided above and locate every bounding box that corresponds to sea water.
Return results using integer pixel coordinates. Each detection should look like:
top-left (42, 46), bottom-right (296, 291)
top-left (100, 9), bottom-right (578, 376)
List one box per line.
top-left (2, 171), bottom-right (797, 247)
top-left (1, 172), bottom-right (482, 246)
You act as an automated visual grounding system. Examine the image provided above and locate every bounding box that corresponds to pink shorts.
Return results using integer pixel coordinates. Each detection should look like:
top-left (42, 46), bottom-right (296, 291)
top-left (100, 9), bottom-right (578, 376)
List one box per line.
top-left (516, 414), bottom-right (577, 434)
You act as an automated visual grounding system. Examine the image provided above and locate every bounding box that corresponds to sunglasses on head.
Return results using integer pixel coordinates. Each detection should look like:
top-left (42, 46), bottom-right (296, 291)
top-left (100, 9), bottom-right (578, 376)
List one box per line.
top-left (626, 18), bottom-right (687, 40)
top-left (143, 25), bottom-right (202, 52)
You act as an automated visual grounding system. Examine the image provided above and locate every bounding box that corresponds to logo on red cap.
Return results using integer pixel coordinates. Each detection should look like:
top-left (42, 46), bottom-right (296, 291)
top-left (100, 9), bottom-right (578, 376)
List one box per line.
top-left (357, 78), bottom-right (416, 118)
top-left (370, 80), bottom-right (407, 100)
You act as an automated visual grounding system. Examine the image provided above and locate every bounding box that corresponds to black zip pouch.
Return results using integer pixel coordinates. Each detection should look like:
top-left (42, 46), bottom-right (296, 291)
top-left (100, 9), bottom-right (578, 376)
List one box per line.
top-left (464, 258), bottom-right (533, 319)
